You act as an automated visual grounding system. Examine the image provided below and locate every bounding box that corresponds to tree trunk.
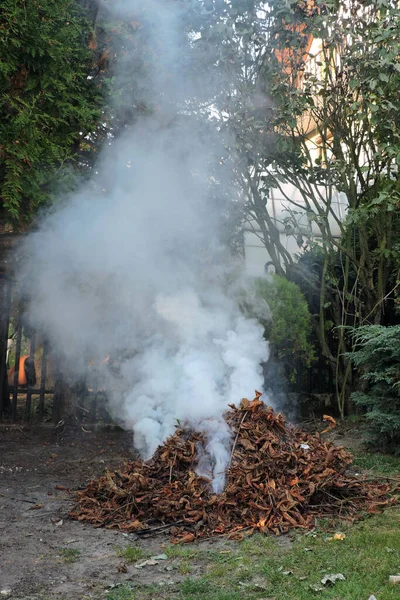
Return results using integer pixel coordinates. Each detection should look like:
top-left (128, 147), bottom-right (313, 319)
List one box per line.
top-left (0, 234), bottom-right (19, 417)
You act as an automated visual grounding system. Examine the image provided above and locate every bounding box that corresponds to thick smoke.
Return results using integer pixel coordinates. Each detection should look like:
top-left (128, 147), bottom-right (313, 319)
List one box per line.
top-left (18, 0), bottom-right (269, 492)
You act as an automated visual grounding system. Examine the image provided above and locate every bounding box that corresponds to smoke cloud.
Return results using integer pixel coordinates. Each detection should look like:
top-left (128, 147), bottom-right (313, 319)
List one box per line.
top-left (17, 0), bottom-right (269, 492)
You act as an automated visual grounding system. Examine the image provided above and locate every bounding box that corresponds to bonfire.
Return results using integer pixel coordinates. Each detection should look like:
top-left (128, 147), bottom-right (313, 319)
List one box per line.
top-left (70, 393), bottom-right (399, 542)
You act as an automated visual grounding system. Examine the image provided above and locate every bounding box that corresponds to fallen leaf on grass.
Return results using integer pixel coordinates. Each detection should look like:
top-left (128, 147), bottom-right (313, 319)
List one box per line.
top-left (321, 573), bottom-right (346, 586)
top-left (238, 582), bottom-right (267, 591)
top-left (328, 532), bottom-right (346, 541)
top-left (135, 559), bottom-right (159, 568)
top-left (173, 533), bottom-right (195, 544)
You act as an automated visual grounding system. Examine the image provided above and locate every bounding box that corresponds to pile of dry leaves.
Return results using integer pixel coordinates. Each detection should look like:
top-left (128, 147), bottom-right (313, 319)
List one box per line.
top-left (70, 393), bottom-right (399, 541)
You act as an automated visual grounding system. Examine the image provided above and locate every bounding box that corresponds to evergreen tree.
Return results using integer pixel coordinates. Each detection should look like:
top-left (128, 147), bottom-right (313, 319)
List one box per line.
top-left (350, 325), bottom-right (400, 452)
top-left (0, 0), bottom-right (103, 225)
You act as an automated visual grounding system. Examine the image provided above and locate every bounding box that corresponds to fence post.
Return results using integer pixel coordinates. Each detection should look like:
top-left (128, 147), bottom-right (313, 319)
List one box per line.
top-left (11, 299), bottom-right (24, 421)
top-left (52, 374), bottom-right (67, 425)
top-left (0, 233), bottom-right (18, 418)
top-left (38, 340), bottom-right (49, 420)
top-left (0, 276), bottom-right (11, 417)
top-left (25, 331), bottom-right (37, 421)
top-left (52, 356), bottom-right (76, 425)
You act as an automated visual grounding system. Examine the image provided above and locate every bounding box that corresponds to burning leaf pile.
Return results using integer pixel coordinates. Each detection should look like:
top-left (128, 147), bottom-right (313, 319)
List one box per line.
top-left (70, 394), bottom-right (399, 541)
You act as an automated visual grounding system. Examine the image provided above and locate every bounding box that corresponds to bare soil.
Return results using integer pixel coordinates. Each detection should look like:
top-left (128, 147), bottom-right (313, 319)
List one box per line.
top-left (0, 424), bottom-right (234, 600)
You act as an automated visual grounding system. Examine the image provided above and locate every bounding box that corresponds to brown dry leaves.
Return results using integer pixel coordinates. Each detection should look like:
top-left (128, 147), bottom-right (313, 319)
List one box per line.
top-left (70, 394), bottom-right (399, 542)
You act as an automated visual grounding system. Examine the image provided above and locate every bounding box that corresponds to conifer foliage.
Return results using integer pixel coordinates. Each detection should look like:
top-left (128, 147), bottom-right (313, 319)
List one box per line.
top-left (0, 0), bottom-right (103, 224)
top-left (350, 325), bottom-right (400, 453)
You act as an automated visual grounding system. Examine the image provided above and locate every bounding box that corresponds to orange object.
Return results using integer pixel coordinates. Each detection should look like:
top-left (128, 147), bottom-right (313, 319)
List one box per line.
top-left (8, 355), bottom-right (29, 385)
top-left (7, 355), bottom-right (36, 386)
top-left (322, 414), bottom-right (337, 434)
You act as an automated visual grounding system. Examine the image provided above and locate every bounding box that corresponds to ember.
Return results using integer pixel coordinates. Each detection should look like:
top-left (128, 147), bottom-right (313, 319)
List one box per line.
top-left (70, 394), bottom-right (399, 541)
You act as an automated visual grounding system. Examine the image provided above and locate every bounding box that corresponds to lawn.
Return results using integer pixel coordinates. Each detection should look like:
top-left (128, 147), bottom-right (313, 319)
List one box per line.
top-left (106, 450), bottom-right (400, 600)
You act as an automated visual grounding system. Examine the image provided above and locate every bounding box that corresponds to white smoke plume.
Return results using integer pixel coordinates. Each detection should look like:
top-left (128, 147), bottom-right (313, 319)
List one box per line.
top-left (17, 0), bottom-right (269, 492)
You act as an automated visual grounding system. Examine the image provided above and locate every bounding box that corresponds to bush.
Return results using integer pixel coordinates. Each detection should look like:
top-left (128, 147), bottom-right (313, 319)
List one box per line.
top-left (350, 325), bottom-right (400, 453)
top-left (254, 275), bottom-right (315, 383)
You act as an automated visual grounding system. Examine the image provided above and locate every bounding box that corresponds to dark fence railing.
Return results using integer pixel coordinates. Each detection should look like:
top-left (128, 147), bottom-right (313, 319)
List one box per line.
top-left (0, 273), bottom-right (112, 425)
top-left (0, 275), bottom-right (55, 422)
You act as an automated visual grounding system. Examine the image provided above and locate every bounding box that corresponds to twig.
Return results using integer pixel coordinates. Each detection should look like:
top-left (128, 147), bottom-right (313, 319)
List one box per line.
top-left (360, 476), bottom-right (400, 483)
top-left (199, 526), bottom-right (254, 542)
top-left (169, 452), bottom-right (177, 484)
top-left (228, 412), bottom-right (248, 469)
top-left (0, 493), bottom-right (37, 504)
top-left (135, 520), bottom-right (185, 536)
top-left (15, 427), bottom-right (31, 439)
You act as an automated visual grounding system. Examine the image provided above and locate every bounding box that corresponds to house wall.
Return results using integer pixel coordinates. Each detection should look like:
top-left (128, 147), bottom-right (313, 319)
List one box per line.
top-left (244, 31), bottom-right (351, 278)
top-left (243, 183), bottom-right (348, 277)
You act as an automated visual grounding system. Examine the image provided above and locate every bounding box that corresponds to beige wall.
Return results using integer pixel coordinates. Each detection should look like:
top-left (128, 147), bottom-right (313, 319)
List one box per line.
top-left (243, 183), bottom-right (347, 277)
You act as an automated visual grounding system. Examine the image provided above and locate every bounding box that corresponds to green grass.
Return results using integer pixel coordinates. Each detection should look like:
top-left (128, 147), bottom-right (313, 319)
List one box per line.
top-left (59, 548), bottom-right (81, 563)
top-left (165, 545), bottom-right (200, 559)
top-left (115, 513), bottom-right (400, 599)
top-left (106, 584), bottom-right (135, 600)
top-left (177, 509), bottom-right (400, 599)
top-left (179, 559), bottom-right (194, 575)
top-left (351, 451), bottom-right (400, 476)
top-left (116, 545), bottom-right (147, 562)
top-left (257, 512), bottom-right (400, 599)
top-left (105, 508), bottom-right (399, 600)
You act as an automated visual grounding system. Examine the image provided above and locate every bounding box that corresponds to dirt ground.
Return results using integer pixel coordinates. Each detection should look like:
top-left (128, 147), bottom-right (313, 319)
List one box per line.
top-left (0, 424), bottom-right (238, 600)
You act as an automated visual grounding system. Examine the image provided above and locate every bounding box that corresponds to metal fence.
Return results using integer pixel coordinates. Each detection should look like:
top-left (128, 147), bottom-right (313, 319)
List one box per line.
top-left (0, 275), bottom-right (55, 422)
top-left (0, 274), bottom-right (111, 424)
